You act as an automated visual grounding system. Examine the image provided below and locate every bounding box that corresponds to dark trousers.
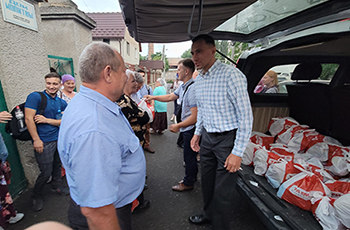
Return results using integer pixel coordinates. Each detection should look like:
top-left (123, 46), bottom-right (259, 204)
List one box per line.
top-left (32, 141), bottom-right (62, 199)
top-left (200, 129), bottom-right (238, 230)
top-left (68, 197), bottom-right (132, 230)
top-left (182, 127), bottom-right (198, 186)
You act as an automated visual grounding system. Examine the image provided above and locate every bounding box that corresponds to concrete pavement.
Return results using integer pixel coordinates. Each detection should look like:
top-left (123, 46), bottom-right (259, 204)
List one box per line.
top-left (8, 103), bottom-right (266, 230)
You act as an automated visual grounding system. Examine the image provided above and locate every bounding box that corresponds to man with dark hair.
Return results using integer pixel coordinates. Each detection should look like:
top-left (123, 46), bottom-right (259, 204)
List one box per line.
top-left (136, 69), bottom-right (155, 153)
top-left (145, 58), bottom-right (198, 191)
top-left (189, 34), bottom-right (253, 230)
top-left (58, 42), bottom-right (146, 230)
top-left (25, 72), bottom-right (69, 212)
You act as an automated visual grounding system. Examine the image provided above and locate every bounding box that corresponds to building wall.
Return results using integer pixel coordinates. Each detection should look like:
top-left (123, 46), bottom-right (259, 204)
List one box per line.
top-left (92, 39), bottom-right (123, 58)
top-left (39, 0), bottom-right (95, 92)
top-left (0, 0), bottom-right (50, 187)
top-left (93, 34), bottom-right (139, 67)
top-left (0, 0), bottom-right (95, 187)
top-left (122, 29), bottom-right (139, 65)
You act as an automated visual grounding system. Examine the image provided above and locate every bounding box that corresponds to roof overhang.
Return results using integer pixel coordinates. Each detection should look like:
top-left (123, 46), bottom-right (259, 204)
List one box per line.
top-left (119, 0), bottom-right (350, 44)
top-left (118, 0), bottom-right (255, 43)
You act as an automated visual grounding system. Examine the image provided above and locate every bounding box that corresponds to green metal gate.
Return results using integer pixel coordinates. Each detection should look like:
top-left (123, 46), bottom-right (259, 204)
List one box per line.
top-left (48, 55), bottom-right (75, 77)
top-left (0, 81), bottom-right (27, 197)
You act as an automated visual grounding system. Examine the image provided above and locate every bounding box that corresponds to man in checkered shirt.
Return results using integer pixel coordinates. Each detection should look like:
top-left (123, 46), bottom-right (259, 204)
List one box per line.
top-left (189, 34), bottom-right (253, 230)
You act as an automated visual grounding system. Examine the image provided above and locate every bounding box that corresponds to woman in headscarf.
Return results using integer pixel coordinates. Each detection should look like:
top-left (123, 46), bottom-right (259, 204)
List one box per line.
top-left (59, 74), bottom-right (76, 103)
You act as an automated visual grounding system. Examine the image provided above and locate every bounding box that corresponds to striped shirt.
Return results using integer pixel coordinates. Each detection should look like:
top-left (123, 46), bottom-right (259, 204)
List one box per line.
top-left (194, 60), bottom-right (253, 157)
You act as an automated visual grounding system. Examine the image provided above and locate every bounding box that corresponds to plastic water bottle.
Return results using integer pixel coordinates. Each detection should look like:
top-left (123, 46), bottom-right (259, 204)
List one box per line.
top-left (15, 106), bottom-right (26, 132)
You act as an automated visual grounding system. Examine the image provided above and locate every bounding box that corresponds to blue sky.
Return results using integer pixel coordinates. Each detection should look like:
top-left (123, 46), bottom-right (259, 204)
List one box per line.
top-left (71, 0), bottom-right (191, 58)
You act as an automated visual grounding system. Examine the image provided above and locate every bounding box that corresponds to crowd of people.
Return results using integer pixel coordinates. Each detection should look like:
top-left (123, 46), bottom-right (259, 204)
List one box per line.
top-left (0, 34), bottom-right (253, 230)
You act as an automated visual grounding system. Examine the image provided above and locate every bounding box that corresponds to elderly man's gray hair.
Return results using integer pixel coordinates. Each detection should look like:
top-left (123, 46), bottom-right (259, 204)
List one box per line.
top-left (79, 42), bottom-right (120, 83)
top-left (134, 72), bottom-right (144, 83)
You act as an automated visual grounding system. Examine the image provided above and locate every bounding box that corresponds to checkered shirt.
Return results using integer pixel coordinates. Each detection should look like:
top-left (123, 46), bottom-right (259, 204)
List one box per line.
top-left (194, 60), bottom-right (253, 157)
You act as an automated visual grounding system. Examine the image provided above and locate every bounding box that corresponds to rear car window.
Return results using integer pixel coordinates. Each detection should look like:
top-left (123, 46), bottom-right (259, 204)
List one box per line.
top-left (254, 63), bottom-right (339, 94)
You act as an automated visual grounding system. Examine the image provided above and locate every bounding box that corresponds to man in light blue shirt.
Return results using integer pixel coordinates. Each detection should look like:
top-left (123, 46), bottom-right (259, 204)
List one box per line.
top-left (189, 35), bottom-right (253, 230)
top-left (58, 43), bottom-right (146, 230)
top-left (145, 59), bottom-right (198, 191)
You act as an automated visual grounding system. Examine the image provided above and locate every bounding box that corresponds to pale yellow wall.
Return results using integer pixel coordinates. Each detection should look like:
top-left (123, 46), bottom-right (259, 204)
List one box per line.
top-left (123, 28), bottom-right (139, 65)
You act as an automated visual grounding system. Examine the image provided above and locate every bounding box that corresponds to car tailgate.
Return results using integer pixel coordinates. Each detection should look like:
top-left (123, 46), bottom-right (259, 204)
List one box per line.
top-left (237, 165), bottom-right (322, 230)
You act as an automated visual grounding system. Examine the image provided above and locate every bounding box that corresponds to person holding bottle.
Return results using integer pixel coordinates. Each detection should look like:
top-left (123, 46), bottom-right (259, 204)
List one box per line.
top-left (25, 72), bottom-right (69, 212)
top-left (0, 111), bottom-right (24, 229)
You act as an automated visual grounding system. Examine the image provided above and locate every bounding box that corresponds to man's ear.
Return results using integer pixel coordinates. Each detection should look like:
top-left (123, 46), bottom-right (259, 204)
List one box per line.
top-left (211, 47), bottom-right (216, 55)
top-left (102, 65), bottom-right (113, 83)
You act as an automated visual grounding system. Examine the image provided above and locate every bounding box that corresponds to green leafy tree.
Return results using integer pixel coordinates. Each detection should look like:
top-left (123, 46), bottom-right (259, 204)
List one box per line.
top-left (181, 49), bottom-right (192, 59)
top-left (320, 64), bottom-right (339, 80)
top-left (139, 54), bottom-right (147, 60)
top-left (215, 40), bottom-right (230, 64)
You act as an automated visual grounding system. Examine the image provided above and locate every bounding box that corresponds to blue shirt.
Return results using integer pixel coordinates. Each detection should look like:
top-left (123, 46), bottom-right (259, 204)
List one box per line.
top-left (174, 78), bottom-right (197, 132)
top-left (153, 86), bottom-right (167, 112)
top-left (25, 91), bottom-right (67, 142)
top-left (137, 84), bottom-right (153, 99)
top-left (57, 86), bottom-right (146, 208)
top-left (194, 60), bottom-right (253, 157)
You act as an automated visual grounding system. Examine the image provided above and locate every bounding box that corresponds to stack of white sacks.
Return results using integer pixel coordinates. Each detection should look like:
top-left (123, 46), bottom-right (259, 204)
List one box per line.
top-left (243, 117), bottom-right (350, 230)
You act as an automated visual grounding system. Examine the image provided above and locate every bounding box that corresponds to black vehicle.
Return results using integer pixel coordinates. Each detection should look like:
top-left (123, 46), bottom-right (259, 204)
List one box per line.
top-left (119, 0), bottom-right (350, 229)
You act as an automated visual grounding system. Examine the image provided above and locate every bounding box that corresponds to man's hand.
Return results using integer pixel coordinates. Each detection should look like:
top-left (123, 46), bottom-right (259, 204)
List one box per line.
top-left (144, 95), bottom-right (154, 103)
top-left (33, 139), bottom-right (44, 153)
top-left (190, 134), bottom-right (201, 152)
top-left (224, 154), bottom-right (242, 173)
top-left (34, 115), bottom-right (48, 124)
top-left (0, 111), bottom-right (12, 123)
top-left (169, 124), bottom-right (180, 133)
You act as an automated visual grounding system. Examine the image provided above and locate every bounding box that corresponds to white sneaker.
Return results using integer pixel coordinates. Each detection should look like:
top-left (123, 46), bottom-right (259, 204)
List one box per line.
top-left (8, 212), bottom-right (24, 224)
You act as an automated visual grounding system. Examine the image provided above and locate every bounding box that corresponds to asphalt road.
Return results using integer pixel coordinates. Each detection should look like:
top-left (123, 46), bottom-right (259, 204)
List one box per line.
top-left (8, 102), bottom-right (267, 230)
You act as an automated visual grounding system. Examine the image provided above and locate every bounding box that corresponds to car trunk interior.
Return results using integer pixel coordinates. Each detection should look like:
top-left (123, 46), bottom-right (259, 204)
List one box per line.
top-left (241, 33), bottom-right (350, 145)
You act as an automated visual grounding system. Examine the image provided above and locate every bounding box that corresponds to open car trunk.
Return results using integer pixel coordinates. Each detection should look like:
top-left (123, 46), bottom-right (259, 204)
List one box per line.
top-left (119, 1), bottom-right (350, 229)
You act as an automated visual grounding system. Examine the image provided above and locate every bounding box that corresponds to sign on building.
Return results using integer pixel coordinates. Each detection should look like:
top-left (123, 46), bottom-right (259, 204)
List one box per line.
top-left (1, 0), bottom-right (37, 31)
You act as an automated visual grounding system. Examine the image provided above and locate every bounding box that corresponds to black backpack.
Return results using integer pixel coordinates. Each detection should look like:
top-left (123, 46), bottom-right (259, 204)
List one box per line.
top-left (5, 92), bottom-right (47, 141)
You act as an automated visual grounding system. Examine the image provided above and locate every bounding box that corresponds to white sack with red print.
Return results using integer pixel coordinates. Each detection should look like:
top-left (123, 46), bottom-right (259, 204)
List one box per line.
top-left (250, 131), bottom-right (274, 150)
top-left (305, 139), bottom-right (344, 162)
top-left (265, 159), bottom-right (302, 189)
top-left (276, 125), bottom-right (309, 145)
top-left (253, 146), bottom-right (295, 176)
top-left (268, 117), bottom-right (299, 137)
top-left (325, 179), bottom-right (350, 198)
top-left (325, 145), bottom-right (350, 177)
top-left (287, 130), bottom-right (325, 152)
top-left (277, 167), bottom-right (331, 211)
top-left (310, 195), bottom-right (341, 230)
top-left (242, 142), bottom-right (262, 166)
top-left (333, 194), bottom-right (350, 228)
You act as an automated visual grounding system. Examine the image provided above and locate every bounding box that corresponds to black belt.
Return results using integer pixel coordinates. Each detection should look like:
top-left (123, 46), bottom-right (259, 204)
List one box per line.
top-left (208, 129), bottom-right (236, 136)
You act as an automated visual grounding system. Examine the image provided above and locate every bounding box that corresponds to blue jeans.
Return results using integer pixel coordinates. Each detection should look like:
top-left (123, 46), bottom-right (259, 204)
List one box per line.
top-left (182, 127), bottom-right (198, 186)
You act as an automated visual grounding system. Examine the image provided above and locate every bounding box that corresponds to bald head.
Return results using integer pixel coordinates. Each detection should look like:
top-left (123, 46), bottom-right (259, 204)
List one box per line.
top-left (79, 42), bottom-right (121, 84)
